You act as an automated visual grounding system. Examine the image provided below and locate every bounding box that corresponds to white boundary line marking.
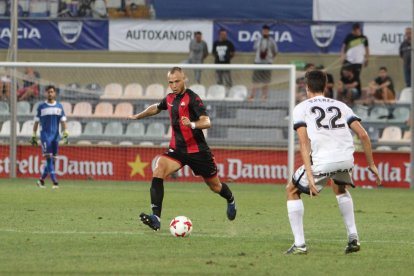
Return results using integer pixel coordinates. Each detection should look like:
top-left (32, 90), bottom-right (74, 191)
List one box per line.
top-left (1, 228), bottom-right (413, 245)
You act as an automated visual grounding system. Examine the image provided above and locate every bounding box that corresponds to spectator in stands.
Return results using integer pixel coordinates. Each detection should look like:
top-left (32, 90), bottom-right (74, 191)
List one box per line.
top-left (316, 64), bottom-right (335, 98)
top-left (399, 27), bottom-right (412, 87)
top-left (212, 29), bottom-right (235, 88)
top-left (365, 66), bottom-right (395, 104)
top-left (340, 23), bottom-right (369, 81)
top-left (188, 31), bottom-right (208, 84)
top-left (296, 63), bottom-right (315, 102)
top-left (17, 67), bottom-right (40, 101)
top-left (337, 66), bottom-right (361, 106)
top-left (0, 67), bottom-right (11, 100)
top-left (248, 24), bottom-right (278, 101)
top-left (128, 67), bottom-right (237, 231)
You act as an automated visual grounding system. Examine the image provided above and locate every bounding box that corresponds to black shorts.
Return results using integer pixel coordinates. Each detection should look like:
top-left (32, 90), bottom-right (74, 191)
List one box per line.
top-left (163, 149), bottom-right (218, 179)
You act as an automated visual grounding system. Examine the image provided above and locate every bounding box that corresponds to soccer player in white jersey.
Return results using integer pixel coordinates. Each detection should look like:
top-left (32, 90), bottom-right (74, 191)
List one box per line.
top-left (285, 70), bottom-right (381, 255)
top-left (31, 85), bottom-right (68, 189)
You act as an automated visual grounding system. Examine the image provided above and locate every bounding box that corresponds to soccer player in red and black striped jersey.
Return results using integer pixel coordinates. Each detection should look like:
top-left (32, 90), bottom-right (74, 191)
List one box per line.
top-left (128, 67), bottom-right (236, 231)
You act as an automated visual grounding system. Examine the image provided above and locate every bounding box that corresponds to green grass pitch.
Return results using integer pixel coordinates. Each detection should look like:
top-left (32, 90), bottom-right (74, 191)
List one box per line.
top-left (0, 179), bottom-right (413, 275)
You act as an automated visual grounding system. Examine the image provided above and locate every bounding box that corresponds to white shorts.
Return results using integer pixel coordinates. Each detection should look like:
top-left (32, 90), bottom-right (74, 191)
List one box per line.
top-left (292, 160), bottom-right (355, 195)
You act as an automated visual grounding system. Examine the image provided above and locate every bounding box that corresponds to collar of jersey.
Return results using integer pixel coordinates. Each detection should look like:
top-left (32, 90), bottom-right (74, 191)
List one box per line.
top-left (44, 100), bottom-right (57, 106)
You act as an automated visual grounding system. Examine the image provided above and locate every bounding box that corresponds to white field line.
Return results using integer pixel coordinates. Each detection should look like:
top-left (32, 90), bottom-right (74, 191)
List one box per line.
top-left (0, 228), bottom-right (413, 245)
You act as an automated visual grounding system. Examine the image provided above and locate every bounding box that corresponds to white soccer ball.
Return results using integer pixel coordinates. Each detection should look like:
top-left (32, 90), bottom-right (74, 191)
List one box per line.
top-left (169, 216), bottom-right (193, 237)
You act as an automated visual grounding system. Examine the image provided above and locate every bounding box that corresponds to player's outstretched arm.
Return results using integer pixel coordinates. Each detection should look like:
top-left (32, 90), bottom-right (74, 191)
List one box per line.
top-left (128, 104), bottom-right (161, 120)
top-left (350, 121), bottom-right (382, 186)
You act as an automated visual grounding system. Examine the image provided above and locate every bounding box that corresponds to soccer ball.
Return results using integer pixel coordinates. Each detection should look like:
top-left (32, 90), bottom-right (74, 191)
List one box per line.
top-left (169, 216), bottom-right (193, 237)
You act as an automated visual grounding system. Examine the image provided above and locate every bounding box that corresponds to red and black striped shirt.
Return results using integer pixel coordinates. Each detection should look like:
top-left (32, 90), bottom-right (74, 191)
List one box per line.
top-left (157, 88), bottom-right (209, 153)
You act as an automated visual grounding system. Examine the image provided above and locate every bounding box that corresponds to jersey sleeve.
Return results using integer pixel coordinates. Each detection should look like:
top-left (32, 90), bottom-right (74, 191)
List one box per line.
top-left (157, 97), bottom-right (168, 111)
top-left (293, 104), bottom-right (306, 130)
top-left (60, 104), bottom-right (67, 122)
top-left (344, 104), bottom-right (361, 125)
top-left (190, 93), bottom-right (208, 118)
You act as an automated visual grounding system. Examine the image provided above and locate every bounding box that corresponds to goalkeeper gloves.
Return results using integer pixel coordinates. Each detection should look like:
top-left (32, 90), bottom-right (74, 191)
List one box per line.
top-left (63, 130), bottom-right (69, 145)
top-left (30, 133), bottom-right (38, 146)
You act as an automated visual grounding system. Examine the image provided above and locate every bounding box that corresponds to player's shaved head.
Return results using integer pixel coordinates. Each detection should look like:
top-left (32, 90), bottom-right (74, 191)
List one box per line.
top-left (305, 70), bottom-right (327, 94)
top-left (167, 67), bottom-right (186, 94)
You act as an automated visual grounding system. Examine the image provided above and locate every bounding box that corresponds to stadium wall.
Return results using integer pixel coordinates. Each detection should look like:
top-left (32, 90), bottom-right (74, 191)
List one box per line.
top-left (0, 145), bottom-right (409, 188)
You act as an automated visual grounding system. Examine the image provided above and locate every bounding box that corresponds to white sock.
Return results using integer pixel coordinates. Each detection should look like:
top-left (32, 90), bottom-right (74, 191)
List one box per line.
top-left (336, 191), bottom-right (358, 240)
top-left (287, 199), bottom-right (305, 246)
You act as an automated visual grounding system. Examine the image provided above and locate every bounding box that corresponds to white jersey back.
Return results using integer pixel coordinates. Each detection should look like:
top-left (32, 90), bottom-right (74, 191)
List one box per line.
top-left (293, 96), bottom-right (361, 165)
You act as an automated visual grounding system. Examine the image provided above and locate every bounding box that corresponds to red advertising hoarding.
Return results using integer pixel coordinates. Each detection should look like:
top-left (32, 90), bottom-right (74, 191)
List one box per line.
top-left (0, 145), bottom-right (410, 188)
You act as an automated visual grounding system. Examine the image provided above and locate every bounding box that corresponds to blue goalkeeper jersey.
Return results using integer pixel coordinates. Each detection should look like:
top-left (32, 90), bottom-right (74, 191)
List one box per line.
top-left (34, 101), bottom-right (66, 142)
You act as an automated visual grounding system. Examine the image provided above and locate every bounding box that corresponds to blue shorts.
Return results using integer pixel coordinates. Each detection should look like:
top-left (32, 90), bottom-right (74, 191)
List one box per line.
top-left (40, 139), bottom-right (59, 156)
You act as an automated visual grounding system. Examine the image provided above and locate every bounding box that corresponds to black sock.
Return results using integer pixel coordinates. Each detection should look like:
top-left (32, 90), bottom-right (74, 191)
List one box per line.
top-left (150, 177), bottom-right (164, 218)
top-left (219, 183), bottom-right (234, 203)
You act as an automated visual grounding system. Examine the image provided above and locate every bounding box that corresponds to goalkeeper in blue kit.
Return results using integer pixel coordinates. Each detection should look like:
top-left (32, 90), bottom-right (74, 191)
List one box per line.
top-left (31, 85), bottom-right (68, 188)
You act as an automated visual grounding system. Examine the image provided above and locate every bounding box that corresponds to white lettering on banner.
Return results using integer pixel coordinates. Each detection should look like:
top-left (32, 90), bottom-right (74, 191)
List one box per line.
top-left (126, 29), bottom-right (193, 41)
top-left (404, 162), bottom-right (411, 182)
top-left (380, 32), bottom-right (406, 44)
top-left (353, 162), bottom-right (407, 183)
top-left (0, 155), bottom-right (113, 176)
top-left (0, 28), bottom-right (41, 39)
top-left (238, 30), bottom-right (292, 43)
top-left (56, 156), bottom-right (113, 176)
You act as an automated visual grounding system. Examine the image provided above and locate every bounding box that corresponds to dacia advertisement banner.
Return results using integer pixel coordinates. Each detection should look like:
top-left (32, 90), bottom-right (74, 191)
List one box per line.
top-left (0, 146), bottom-right (410, 188)
top-left (0, 19), bottom-right (108, 50)
top-left (214, 21), bottom-right (354, 53)
top-left (109, 20), bottom-right (213, 53)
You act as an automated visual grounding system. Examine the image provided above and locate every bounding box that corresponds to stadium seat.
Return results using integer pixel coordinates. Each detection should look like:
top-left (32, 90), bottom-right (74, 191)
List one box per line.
top-left (85, 83), bottom-right (103, 93)
top-left (206, 85), bottom-right (226, 100)
top-left (97, 141), bottom-right (112, 145)
top-left (29, 0), bottom-right (48, 17)
top-left (31, 101), bottom-right (42, 115)
top-left (0, 120), bottom-right (20, 136)
top-left (60, 83), bottom-right (81, 100)
top-left (93, 102), bottom-right (113, 117)
top-left (227, 128), bottom-right (284, 143)
top-left (113, 102), bottom-right (134, 117)
top-left (139, 141), bottom-right (155, 146)
top-left (17, 101), bottom-right (31, 115)
top-left (60, 101), bottom-right (72, 116)
top-left (366, 126), bottom-right (380, 142)
top-left (376, 146), bottom-right (392, 151)
top-left (145, 122), bottom-right (166, 137)
top-left (72, 102), bottom-right (93, 117)
top-left (397, 146), bottom-right (410, 152)
top-left (144, 83), bottom-right (165, 99)
top-left (379, 126), bottom-right (402, 142)
top-left (367, 106), bottom-right (390, 122)
top-left (19, 120), bottom-right (38, 136)
top-left (402, 130), bottom-right (411, 141)
top-left (77, 140), bottom-right (92, 145)
top-left (352, 105), bottom-right (369, 120)
top-left (121, 83), bottom-right (144, 99)
top-left (83, 121), bottom-right (103, 136)
top-left (125, 121), bottom-right (146, 137)
top-left (189, 84), bottom-right (206, 98)
top-left (226, 85), bottom-right (248, 101)
top-left (390, 106), bottom-right (410, 123)
top-left (119, 141), bottom-right (134, 146)
top-left (101, 83), bottom-right (123, 99)
top-left (398, 87), bottom-right (411, 103)
top-left (104, 122), bottom-right (123, 136)
top-left (0, 101), bottom-right (9, 115)
top-left (236, 109), bottom-right (286, 121)
top-left (66, 120), bottom-right (82, 137)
